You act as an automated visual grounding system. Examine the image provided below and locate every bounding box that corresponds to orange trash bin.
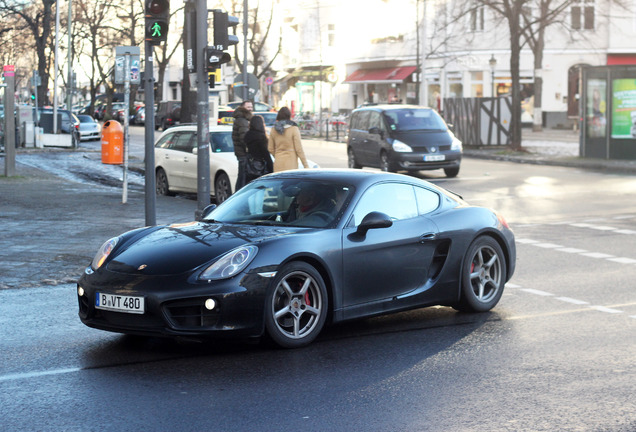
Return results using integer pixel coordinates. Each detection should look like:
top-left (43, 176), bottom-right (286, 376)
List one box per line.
top-left (101, 120), bottom-right (123, 164)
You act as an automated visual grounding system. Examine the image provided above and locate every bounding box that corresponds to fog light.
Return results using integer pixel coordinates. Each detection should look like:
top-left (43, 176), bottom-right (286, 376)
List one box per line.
top-left (77, 286), bottom-right (85, 297)
top-left (204, 299), bottom-right (216, 310)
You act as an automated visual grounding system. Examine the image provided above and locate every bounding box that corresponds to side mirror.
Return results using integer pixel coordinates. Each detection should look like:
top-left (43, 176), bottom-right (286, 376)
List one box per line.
top-left (192, 147), bottom-right (198, 155)
top-left (368, 126), bottom-right (384, 138)
top-left (197, 204), bottom-right (217, 221)
top-left (356, 211), bottom-right (392, 235)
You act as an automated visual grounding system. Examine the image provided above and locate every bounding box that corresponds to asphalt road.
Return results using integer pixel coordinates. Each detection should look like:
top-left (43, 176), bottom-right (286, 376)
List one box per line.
top-left (1, 138), bottom-right (635, 431)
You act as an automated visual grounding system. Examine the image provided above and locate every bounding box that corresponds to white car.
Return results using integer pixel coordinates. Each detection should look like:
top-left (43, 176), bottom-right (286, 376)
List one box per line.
top-left (77, 115), bottom-right (101, 141)
top-left (154, 124), bottom-right (318, 203)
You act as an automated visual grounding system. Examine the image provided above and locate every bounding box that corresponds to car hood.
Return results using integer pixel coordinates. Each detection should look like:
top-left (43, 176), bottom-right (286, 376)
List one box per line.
top-left (391, 130), bottom-right (452, 150)
top-left (106, 222), bottom-right (299, 276)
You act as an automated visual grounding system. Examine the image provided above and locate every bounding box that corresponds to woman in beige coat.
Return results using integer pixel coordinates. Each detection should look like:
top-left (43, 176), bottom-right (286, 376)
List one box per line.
top-left (268, 106), bottom-right (310, 172)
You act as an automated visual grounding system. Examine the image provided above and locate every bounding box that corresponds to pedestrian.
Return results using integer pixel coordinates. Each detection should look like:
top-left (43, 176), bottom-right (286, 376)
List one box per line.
top-left (232, 100), bottom-right (253, 190)
top-left (244, 115), bottom-right (273, 182)
top-left (268, 106), bottom-right (309, 172)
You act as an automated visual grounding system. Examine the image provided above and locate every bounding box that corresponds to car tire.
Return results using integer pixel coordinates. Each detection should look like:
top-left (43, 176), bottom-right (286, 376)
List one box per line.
top-left (214, 172), bottom-right (232, 204)
top-left (348, 147), bottom-right (361, 169)
top-left (455, 236), bottom-right (506, 313)
top-left (444, 166), bottom-right (460, 178)
top-left (264, 261), bottom-right (328, 348)
top-left (380, 151), bottom-right (396, 172)
top-left (156, 168), bottom-right (174, 196)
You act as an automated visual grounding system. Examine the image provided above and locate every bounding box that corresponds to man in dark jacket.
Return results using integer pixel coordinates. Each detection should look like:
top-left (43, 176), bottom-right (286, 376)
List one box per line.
top-left (232, 100), bottom-right (253, 191)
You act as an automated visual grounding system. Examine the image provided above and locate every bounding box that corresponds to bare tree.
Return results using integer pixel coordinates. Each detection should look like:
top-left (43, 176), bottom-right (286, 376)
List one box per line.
top-left (74, 0), bottom-right (125, 118)
top-left (0, 0), bottom-right (56, 106)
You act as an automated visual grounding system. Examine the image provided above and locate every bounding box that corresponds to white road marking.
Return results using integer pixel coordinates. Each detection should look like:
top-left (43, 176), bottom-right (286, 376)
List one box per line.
top-left (521, 288), bottom-right (554, 296)
top-left (580, 252), bottom-right (615, 259)
top-left (607, 257), bottom-right (636, 264)
top-left (556, 247), bottom-right (588, 253)
top-left (534, 243), bottom-right (562, 249)
top-left (556, 297), bottom-right (589, 305)
top-left (589, 306), bottom-right (623, 314)
top-left (509, 282), bottom-right (629, 317)
top-left (0, 367), bottom-right (81, 382)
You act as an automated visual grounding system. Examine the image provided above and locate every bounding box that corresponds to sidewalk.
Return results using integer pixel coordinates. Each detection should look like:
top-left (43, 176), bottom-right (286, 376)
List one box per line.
top-left (464, 127), bottom-right (636, 174)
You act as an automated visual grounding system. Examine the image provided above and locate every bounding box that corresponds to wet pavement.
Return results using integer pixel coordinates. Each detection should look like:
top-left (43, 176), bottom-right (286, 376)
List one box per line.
top-left (1, 127), bottom-right (635, 289)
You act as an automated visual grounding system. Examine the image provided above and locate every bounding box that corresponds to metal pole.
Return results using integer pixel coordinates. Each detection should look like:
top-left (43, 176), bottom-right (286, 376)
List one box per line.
top-left (195, 0), bottom-right (210, 218)
top-left (3, 67), bottom-right (16, 177)
top-left (144, 41), bottom-right (157, 225)
top-left (122, 54), bottom-right (130, 204)
top-left (67, 0), bottom-right (72, 116)
top-left (242, 0), bottom-right (248, 100)
top-left (53, 0), bottom-right (60, 133)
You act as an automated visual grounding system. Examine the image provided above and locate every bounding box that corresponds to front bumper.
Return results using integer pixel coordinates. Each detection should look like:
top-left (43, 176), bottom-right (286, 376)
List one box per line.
top-left (393, 151), bottom-right (462, 171)
top-left (77, 268), bottom-right (271, 339)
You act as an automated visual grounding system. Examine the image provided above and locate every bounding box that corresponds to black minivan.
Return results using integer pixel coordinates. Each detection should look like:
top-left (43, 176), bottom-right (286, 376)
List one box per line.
top-left (346, 105), bottom-right (462, 177)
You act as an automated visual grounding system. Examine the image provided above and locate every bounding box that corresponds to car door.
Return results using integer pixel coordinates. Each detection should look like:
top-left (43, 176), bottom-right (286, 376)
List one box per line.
top-left (155, 131), bottom-right (193, 190)
top-left (364, 111), bottom-right (386, 167)
top-left (171, 132), bottom-right (197, 191)
top-left (348, 111), bottom-right (370, 165)
top-left (341, 182), bottom-right (439, 307)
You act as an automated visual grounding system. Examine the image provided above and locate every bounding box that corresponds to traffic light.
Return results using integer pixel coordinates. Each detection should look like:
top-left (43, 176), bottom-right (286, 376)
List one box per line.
top-left (212, 10), bottom-right (239, 51)
top-left (145, 0), bottom-right (169, 45)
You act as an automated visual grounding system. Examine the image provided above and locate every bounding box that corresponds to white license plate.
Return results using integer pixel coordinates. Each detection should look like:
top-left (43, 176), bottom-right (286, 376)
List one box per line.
top-left (424, 155), bottom-right (446, 162)
top-left (95, 292), bottom-right (145, 314)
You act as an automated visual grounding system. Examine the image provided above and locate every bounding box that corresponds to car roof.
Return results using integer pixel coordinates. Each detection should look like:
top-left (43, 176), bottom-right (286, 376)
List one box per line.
top-left (352, 104), bottom-right (434, 114)
top-left (259, 168), bottom-right (434, 189)
top-left (158, 124), bottom-right (233, 134)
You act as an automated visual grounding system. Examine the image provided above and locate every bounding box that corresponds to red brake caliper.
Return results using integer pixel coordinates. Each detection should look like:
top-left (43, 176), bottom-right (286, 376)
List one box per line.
top-left (304, 291), bottom-right (311, 306)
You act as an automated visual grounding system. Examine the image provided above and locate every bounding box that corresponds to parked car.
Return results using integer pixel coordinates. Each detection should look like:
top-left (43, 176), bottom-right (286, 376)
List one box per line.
top-left (77, 169), bottom-right (516, 348)
top-left (217, 106), bottom-right (234, 125)
top-left (77, 115), bottom-right (101, 141)
top-left (153, 124), bottom-right (319, 204)
top-left (346, 104), bottom-right (463, 177)
top-left (154, 125), bottom-right (238, 203)
top-left (227, 101), bottom-right (275, 112)
top-left (133, 106), bottom-right (146, 125)
top-left (253, 111), bottom-right (278, 132)
top-left (36, 108), bottom-right (80, 146)
top-left (155, 100), bottom-right (181, 130)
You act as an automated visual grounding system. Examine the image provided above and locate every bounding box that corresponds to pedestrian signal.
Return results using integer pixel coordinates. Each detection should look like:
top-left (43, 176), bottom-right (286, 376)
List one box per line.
top-left (145, 0), bottom-right (169, 45)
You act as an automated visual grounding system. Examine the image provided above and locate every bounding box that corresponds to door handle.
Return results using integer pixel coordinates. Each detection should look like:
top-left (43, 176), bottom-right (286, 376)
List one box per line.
top-left (420, 233), bottom-right (436, 243)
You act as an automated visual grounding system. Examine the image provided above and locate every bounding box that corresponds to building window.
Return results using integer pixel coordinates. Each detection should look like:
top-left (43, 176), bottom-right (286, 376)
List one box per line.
top-left (572, 0), bottom-right (595, 30)
top-left (328, 24), bottom-right (335, 47)
top-left (470, 6), bottom-right (484, 31)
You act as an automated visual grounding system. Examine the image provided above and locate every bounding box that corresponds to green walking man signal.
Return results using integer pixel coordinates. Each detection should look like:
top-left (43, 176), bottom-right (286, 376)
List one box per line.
top-left (145, 0), bottom-right (169, 44)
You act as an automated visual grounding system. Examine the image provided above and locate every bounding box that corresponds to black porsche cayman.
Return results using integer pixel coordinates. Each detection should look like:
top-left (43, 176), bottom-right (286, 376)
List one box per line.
top-left (77, 169), bottom-right (516, 348)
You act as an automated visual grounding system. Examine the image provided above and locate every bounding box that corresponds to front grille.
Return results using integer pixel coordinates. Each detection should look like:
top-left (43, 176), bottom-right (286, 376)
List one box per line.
top-left (164, 298), bottom-right (221, 329)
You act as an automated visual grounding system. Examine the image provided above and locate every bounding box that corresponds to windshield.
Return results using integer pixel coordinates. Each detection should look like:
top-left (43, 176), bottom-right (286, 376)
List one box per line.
top-left (383, 108), bottom-right (447, 132)
top-left (205, 178), bottom-right (354, 228)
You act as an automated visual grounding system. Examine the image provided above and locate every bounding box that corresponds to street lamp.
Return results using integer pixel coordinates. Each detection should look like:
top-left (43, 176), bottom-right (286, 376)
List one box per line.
top-left (489, 54), bottom-right (497, 97)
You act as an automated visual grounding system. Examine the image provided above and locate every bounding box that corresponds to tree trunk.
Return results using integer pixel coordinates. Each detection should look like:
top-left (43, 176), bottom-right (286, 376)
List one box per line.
top-left (507, 0), bottom-right (523, 151)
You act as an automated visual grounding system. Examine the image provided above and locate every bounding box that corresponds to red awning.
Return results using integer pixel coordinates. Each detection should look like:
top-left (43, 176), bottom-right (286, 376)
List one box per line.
top-left (344, 66), bottom-right (417, 84)
top-left (607, 54), bottom-right (636, 65)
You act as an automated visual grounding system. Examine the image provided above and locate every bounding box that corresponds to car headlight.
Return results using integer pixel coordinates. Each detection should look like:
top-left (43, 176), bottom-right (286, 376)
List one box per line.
top-left (451, 136), bottom-right (463, 152)
top-left (199, 245), bottom-right (258, 281)
top-left (392, 139), bottom-right (412, 152)
top-left (91, 237), bottom-right (119, 270)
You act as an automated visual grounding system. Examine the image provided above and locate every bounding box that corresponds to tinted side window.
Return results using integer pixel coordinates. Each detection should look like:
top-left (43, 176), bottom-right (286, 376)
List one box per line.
top-left (351, 183), bottom-right (418, 226)
top-left (414, 187), bottom-right (440, 215)
top-left (173, 132), bottom-right (195, 152)
top-left (155, 132), bottom-right (176, 149)
top-left (210, 131), bottom-right (234, 152)
top-left (351, 111), bottom-right (370, 131)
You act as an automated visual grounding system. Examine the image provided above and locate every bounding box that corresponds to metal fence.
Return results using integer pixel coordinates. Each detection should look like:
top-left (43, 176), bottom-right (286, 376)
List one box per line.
top-left (443, 97), bottom-right (512, 146)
